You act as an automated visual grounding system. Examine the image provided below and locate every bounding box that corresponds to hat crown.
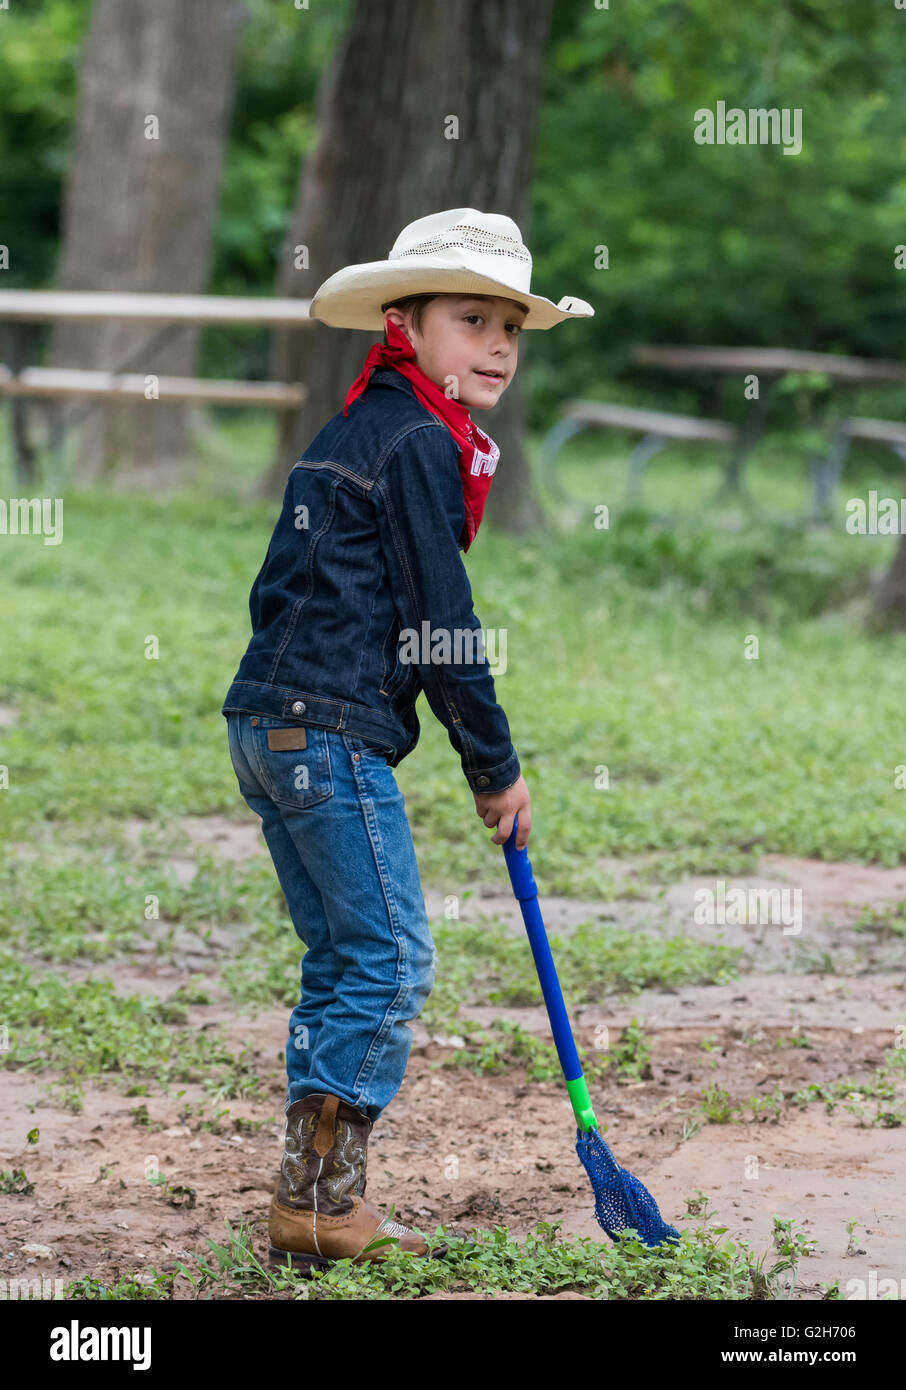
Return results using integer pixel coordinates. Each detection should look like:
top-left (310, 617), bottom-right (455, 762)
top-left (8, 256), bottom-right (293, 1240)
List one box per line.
top-left (388, 208), bottom-right (532, 289)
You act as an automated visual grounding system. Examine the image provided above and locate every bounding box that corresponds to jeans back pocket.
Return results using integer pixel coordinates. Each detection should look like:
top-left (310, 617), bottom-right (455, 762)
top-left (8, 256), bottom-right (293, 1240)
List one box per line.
top-left (254, 722), bottom-right (334, 810)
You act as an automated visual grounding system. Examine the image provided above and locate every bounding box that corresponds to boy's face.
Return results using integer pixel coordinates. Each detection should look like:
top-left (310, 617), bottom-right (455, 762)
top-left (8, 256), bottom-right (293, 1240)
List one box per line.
top-left (384, 293), bottom-right (527, 411)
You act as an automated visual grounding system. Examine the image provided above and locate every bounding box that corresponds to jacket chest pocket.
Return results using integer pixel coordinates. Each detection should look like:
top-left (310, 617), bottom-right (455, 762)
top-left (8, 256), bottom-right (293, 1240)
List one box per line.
top-left (253, 724), bottom-right (334, 810)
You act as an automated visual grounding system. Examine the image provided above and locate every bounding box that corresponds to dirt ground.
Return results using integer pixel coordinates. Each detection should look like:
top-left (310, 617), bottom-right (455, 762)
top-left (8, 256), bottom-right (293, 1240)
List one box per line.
top-left (2, 816), bottom-right (904, 1301)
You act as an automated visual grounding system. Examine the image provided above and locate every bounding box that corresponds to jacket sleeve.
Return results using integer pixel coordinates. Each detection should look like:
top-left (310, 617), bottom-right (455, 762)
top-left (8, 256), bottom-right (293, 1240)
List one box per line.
top-left (371, 421), bottom-right (521, 795)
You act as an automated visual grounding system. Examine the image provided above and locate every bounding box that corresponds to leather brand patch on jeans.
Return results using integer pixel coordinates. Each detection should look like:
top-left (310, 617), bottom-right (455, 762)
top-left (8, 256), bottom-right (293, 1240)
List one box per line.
top-left (267, 726), bottom-right (308, 751)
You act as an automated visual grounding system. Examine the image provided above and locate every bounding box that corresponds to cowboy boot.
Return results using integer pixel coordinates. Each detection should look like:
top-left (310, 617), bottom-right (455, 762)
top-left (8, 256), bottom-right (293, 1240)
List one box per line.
top-left (267, 1091), bottom-right (448, 1272)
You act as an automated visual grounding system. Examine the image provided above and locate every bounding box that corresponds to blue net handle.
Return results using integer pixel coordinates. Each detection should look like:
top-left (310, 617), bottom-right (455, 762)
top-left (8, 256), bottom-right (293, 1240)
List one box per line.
top-left (502, 813), bottom-right (583, 1084)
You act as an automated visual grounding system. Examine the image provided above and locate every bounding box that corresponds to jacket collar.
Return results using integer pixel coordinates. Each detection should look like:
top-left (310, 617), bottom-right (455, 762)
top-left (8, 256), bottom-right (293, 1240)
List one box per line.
top-left (366, 364), bottom-right (417, 397)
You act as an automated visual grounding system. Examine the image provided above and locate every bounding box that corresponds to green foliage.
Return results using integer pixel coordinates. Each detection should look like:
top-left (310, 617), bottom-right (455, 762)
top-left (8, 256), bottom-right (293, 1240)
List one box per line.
top-left (610, 1017), bottom-right (654, 1081)
top-left (551, 506), bottom-right (877, 623)
top-left (419, 917), bottom-right (739, 1035)
top-left (535, 0), bottom-right (906, 423)
top-left (0, 1168), bottom-right (35, 1196)
top-left (853, 900), bottom-right (906, 938)
top-left (0, 0), bottom-right (93, 286)
top-left (772, 1215), bottom-right (817, 1261)
top-left (158, 1203), bottom-right (797, 1301)
top-left (64, 1270), bottom-right (175, 1301)
top-left (747, 1086), bottom-right (786, 1119)
top-left (0, 948), bottom-right (264, 1102)
top-left (699, 1082), bottom-right (739, 1124)
top-left (0, 846), bottom-right (284, 962)
top-left (437, 1018), bottom-right (611, 1083)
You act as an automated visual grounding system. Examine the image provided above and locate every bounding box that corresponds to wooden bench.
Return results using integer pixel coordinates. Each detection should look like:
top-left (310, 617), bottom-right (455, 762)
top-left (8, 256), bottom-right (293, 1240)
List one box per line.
top-left (542, 399), bottom-right (738, 505)
top-left (0, 290), bottom-right (317, 483)
top-left (814, 417), bottom-right (906, 513)
top-left (0, 364), bottom-right (306, 407)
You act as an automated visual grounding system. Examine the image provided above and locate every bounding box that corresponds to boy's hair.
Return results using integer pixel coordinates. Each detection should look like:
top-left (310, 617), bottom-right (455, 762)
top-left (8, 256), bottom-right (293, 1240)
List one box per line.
top-left (380, 294), bottom-right (436, 343)
top-left (379, 291), bottom-right (529, 344)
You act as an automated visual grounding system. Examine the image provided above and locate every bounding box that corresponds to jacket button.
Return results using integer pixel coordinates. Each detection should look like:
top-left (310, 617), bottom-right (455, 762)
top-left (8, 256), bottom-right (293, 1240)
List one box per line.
top-left (476, 776), bottom-right (490, 787)
top-left (291, 701), bottom-right (306, 715)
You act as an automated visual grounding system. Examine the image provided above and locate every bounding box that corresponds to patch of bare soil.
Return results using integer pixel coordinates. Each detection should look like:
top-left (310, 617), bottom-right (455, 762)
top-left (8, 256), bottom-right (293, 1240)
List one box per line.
top-left (1, 826), bottom-right (904, 1300)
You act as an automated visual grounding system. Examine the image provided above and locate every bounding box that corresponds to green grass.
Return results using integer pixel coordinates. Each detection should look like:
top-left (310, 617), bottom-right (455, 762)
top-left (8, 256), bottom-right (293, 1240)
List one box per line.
top-left (0, 847), bottom-right (285, 963)
top-left (853, 900), bottom-right (906, 938)
top-left (0, 949), bottom-right (268, 1109)
top-left (419, 918), bottom-right (741, 1032)
top-left (435, 1017), bottom-right (612, 1082)
top-left (0, 845), bottom-right (740, 1094)
top-left (436, 1014), bottom-right (655, 1085)
top-left (2, 426), bottom-right (906, 1098)
top-left (63, 1197), bottom-right (810, 1301)
top-left (1, 463), bottom-right (905, 890)
top-left (0, 1168), bottom-right (35, 1195)
top-left (791, 1041), bottom-right (906, 1126)
top-left (699, 1082), bottom-right (739, 1123)
top-left (685, 1039), bottom-right (906, 1130)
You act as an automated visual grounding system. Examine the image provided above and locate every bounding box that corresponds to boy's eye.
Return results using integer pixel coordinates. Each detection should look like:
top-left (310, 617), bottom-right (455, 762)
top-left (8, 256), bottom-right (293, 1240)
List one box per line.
top-left (463, 313), bottom-right (522, 334)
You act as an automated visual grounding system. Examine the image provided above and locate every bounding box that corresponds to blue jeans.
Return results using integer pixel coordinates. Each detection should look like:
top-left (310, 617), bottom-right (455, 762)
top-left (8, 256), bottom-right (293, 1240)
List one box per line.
top-left (225, 711), bottom-right (437, 1123)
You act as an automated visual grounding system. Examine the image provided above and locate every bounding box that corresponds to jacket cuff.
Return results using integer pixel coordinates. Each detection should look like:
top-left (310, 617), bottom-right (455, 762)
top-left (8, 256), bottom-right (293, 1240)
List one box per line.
top-left (464, 750), bottom-right (521, 796)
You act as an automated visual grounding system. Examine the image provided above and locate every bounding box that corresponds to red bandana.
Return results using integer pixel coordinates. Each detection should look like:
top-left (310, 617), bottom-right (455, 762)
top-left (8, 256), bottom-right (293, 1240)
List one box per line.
top-left (342, 318), bottom-right (499, 551)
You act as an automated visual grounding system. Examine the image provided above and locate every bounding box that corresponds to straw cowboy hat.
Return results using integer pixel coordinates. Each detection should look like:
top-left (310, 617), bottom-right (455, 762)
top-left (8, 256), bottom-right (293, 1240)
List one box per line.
top-left (308, 207), bottom-right (594, 332)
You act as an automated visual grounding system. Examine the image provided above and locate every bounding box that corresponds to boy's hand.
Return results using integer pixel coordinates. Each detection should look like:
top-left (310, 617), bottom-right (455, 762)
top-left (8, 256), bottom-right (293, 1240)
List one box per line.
top-left (473, 775), bottom-right (531, 849)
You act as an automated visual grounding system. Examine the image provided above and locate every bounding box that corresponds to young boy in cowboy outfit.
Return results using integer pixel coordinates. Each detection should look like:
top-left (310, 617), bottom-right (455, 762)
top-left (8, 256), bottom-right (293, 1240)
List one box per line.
top-left (222, 208), bottom-right (592, 1271)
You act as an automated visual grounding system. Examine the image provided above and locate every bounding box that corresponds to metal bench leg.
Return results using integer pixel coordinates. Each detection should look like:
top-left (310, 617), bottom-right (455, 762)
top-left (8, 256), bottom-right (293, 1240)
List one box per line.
top-left (709, 379), bottom-right (780, 514)
top-left (711, 423), bottom-right (762, 510)
top-left (707, 447), bottom-right (759, 513)
top-left (7, 323), bottom-right (37, 488)
top-left (626, 433), bottom-right (667, 502)
top-left (809, 423), bottom-right (850, 523)
top-left (541, 416), bottom-right (590, 503)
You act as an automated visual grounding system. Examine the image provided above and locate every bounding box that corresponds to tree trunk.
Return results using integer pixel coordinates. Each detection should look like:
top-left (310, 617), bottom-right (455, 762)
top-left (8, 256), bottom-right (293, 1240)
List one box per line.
top-left (265, 0), bottom-right (552, 540)
top-left (48, 0), bottom-right (246, 487)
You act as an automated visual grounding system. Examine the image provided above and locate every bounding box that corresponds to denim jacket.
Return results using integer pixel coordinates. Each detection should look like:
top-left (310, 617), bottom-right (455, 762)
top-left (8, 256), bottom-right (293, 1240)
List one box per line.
top-left (221, 366), bottom-right (521, 795)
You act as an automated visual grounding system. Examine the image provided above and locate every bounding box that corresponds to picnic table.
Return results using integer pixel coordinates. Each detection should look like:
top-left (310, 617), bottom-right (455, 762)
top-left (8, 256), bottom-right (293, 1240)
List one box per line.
top-left (0, 290), bottom-right (315, 484)
top-left (631, 345), bottom-right (906, 517)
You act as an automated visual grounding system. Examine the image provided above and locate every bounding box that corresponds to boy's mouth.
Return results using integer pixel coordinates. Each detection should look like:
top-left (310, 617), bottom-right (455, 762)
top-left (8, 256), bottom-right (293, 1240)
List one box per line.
top-left (473, 369), bottom-right (505, 382)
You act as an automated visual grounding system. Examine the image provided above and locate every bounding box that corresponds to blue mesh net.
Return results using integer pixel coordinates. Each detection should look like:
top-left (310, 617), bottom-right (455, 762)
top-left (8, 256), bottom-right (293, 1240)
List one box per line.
top-left (575, 1127), bottom-right (681, 1249)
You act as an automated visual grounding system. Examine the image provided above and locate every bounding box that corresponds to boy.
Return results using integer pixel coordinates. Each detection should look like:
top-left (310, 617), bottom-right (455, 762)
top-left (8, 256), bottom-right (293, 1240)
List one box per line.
top-left (222, 208), bottom-right (592, 1271)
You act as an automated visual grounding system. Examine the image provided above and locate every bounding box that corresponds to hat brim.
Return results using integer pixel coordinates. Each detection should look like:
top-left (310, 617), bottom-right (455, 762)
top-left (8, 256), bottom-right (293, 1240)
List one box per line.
top-left (307, 260), bottom-right (593, 331)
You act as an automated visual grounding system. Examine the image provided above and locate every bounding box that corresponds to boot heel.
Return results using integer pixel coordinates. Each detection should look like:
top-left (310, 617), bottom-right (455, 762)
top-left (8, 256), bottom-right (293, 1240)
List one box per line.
top-left (268, 1245), bottom-right (331, 1275)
